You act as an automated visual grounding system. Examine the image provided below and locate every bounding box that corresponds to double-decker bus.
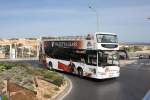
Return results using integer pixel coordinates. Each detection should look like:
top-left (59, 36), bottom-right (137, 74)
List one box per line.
top-left (39, 32), bottom-right (120, 79)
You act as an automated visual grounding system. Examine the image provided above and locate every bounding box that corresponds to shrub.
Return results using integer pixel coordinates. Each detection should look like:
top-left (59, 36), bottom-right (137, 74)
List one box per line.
top-left (54, 87), bottom-right (59, 91)
top-left (43, 94), bottom-right (52, 98)
top-left (52, 77), bottom-right (64, 87)
top-left (2, 95), bottom-right (7, 100)
top-left (43, 71), bottom-right (55, 79)
top-left (0, 63), bottom-right (17, 72)
top-left (0, 62), bottom-right (65, 87)
top-left (43, 71), bottom-right (64, 87)
top-left (0, 65), bottom-right (6, 72)
top-left (5, 64), bottom-right (14, 70)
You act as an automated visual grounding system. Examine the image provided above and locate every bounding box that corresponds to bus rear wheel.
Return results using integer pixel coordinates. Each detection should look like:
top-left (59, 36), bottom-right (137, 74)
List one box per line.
top-left (48, 62), bottom-right (53, 70)
top-left (78, 68), bottom-right (83, 77)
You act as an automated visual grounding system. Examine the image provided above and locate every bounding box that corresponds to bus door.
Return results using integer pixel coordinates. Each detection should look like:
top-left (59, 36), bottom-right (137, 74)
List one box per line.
top-left (83, 53), bottom-right (97, 77)
top-left (78, 57), bottom-right (86, 69)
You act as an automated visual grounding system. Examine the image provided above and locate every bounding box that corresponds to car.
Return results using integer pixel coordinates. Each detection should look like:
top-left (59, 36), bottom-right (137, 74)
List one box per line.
top-left (139, 54), bottom-right (150, 59)
top-left (139, 55), bottom-right (144, 59)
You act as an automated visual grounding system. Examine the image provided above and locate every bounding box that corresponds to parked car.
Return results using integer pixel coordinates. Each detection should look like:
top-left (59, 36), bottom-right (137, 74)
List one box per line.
top-left (139, 54), bottom-right (150, 59)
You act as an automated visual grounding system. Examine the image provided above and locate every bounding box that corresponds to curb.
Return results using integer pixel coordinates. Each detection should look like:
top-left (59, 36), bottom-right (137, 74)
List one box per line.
top-left (52, 76), bottom-right (72, 100)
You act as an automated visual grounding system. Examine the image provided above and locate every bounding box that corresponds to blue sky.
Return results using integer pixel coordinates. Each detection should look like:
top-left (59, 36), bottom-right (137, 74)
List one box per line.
top-left (0, 0), bottom-right (150, 42)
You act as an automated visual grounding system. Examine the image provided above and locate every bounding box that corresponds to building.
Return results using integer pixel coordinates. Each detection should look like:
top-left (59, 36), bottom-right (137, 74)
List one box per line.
top-left (0, 38), bottom-right (38, 59)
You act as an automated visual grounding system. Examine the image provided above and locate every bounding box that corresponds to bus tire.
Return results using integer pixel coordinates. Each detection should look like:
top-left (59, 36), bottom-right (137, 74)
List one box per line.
top-left (77, 68), bottom-right (83, 77)
top-left (48, 62), bottom-right (53, 70)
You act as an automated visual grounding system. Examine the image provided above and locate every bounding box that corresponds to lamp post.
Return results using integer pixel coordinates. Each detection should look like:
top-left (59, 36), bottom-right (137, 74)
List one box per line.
top-left (89, 6), bottom-right (100, 32)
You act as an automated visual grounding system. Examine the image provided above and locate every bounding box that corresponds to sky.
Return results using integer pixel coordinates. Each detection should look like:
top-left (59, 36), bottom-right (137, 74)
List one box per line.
top-left (0, 0), bottom-right (150, 42)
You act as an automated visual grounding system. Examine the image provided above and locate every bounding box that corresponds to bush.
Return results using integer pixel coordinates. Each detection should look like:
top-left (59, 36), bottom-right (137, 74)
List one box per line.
top-left (2, 95), bottom-right (7, 100)
top-left (43, 71), bottom-right (64, 87)
top-left (0, 65), bottom-right (6, 72)
top-left (43, 94), bottom-right (52, 98)
top-left (0, 62), bottom-right (65, 87)
top-left (134, 46), bottom-right (142, 51)
top-left (54, 87), bottom-right (59, 91)
top-left (43, 71), bottom-right (55, 79)
top-left (5, 64), bottom-right (14, 70)
top-left (52, 76), bottom-right (64, 87)
top-left (0, 63), bottom-right (17, 72)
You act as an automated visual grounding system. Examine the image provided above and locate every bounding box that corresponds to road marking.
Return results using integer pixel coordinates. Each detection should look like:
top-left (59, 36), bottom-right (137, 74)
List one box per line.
top-left (140, 63), bottom-right (145, 65)
top-left (59, 77), bottom-right (73, 100)
top-left (133, 62), bottom-right (138, 64)
top-left (143, 90), bottom-right (150, 100)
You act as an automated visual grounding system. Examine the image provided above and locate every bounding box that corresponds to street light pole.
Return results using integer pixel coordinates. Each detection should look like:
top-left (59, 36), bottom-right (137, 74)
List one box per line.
top-left (89, 6), bottom-right (100, 32)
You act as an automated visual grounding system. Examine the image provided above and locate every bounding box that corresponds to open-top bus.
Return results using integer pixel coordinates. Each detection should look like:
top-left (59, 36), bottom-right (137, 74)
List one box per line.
top-left (39, 32), bottom-right (120, 79)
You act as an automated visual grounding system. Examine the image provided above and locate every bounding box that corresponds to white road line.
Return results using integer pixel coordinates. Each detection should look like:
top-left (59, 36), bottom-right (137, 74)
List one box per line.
top-left (143, 90), bottom-right (150, 100)
top-left (133, 63), bottom-right (138, 64)
top-left (140, 63), bottom-right (145, 65)
top-left (59, 77), bottom-right (73, 100)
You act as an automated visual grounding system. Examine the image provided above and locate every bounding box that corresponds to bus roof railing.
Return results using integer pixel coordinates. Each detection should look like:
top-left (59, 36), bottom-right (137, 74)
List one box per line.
top-left (41, 36), bottom-right (87, 41)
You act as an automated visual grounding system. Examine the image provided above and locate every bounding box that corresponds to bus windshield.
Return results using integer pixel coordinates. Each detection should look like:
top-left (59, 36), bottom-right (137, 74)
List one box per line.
top-left (97, 34), bottom-right (118, 43)
top-left (98, 51), bottom-right (119, 66)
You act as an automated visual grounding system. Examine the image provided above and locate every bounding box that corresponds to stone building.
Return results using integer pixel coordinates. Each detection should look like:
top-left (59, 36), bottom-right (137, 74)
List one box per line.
top-left (0, 38), bottom-right (39, 59)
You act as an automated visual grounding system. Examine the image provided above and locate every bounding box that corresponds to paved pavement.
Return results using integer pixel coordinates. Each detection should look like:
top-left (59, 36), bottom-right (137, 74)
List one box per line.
top-left (121, 59), bottom-right (150, 71)
top-left (144, 90), bottom-right (150, 100)
top-left (63, 59), bottom-right (150, 100)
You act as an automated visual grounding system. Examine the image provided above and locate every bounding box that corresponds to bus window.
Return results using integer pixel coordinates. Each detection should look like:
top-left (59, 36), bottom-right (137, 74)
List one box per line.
top-left (81, 58), bottom-right (85, 63)
top-left (98, 51), bottom-right (119, 66)
top-left (87, 55), bottom-right (97, 66)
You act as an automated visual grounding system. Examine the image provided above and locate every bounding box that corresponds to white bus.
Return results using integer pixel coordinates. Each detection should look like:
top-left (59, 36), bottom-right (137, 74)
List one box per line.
top-left (39, 32), bottom-right (120, 79)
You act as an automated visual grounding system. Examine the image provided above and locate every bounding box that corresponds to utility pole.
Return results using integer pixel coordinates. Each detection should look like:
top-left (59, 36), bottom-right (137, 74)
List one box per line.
top-left (89, 5), bottom-right (100, 32)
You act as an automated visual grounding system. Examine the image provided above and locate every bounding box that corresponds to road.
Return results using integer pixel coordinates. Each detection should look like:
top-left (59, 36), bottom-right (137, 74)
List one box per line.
top-left (1, 59), bottom-right (150, 100)
top-left (63, 59), bottom-right (150, 100)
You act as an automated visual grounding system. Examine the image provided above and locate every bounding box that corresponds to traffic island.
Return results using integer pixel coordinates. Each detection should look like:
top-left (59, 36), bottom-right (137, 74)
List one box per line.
top-left (0, 62), bottom-right (71, 100)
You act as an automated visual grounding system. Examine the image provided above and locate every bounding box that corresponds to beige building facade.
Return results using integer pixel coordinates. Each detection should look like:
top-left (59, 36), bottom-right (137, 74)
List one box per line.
top-left (0, 38), bottom-right (39, 59)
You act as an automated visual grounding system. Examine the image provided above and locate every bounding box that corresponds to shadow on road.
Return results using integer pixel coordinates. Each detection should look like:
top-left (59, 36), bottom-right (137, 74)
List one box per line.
top-left (55, 70), bottom-right (118, 83)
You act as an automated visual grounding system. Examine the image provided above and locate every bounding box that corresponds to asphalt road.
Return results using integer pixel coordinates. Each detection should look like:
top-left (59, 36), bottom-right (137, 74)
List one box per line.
top-left (63, 59), bottom-right (150, 100)
top-left (1, 59), bottom-right (150, 100)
